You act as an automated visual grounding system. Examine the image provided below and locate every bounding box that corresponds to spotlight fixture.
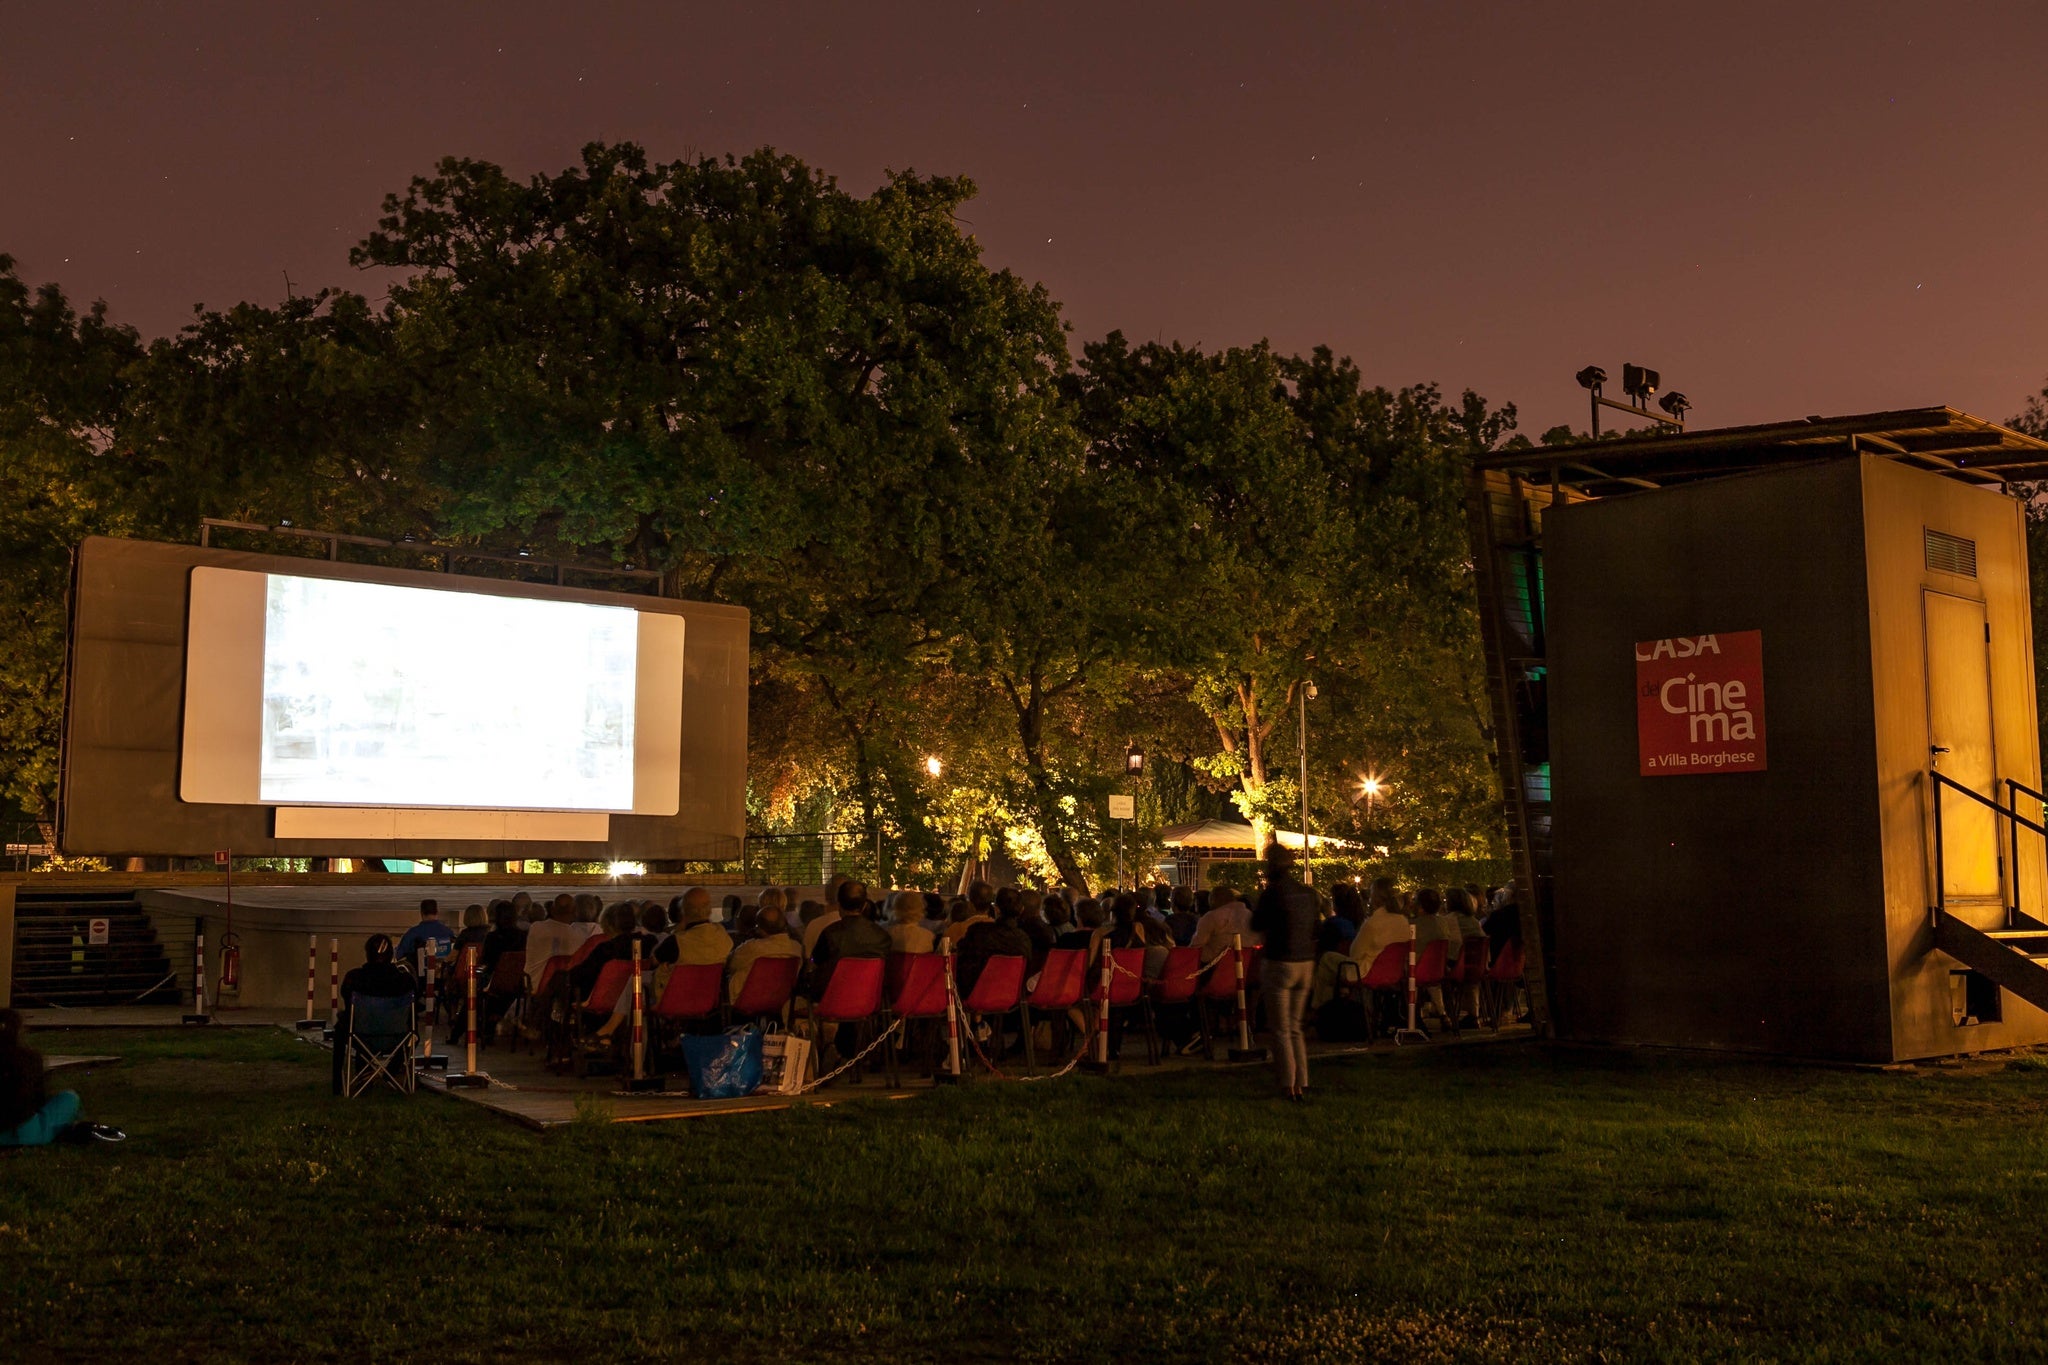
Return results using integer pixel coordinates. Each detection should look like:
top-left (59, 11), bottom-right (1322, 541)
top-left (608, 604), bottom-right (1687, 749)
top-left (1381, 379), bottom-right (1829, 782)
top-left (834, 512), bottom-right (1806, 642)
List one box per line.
top-left (1621, 363), bottom-right (1659, 405)
top-left (1658, 391), bottom-right (1691, 420)
top-left (1575, 365), bottom-right (1607, 394)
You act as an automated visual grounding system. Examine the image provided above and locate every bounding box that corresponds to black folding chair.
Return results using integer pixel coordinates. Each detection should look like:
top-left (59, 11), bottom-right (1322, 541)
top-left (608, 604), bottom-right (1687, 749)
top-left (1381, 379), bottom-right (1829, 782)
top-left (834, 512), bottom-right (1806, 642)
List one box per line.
top-left (342, 993), bottom-right (419, 1096)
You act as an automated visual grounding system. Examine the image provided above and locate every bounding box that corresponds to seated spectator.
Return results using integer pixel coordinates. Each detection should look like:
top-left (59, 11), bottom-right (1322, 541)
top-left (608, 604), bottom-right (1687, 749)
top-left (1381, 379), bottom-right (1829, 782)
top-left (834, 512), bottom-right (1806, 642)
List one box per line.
top-left (570, 903), bottom-right (656, 998)
top-left (1484, 890), bottom-right (1523, 955)
top-left (1446, 886), bottom-right (1487, 1023)
top-left (509, 890), bottom-right (536, 926)
top-left (451, 904), bottom-right (491, 960)
top-left (1191, 886), bottom-right (1258, 964)
top-left (957, 900), bottom-right (1034, 998)
top-left (1056, 897), bottom-right (1110, 963)
top-left (801, 884), bottom-right (848, 959)
top-left (1107, 893), bottom-right (1162, 970)
top-left (0, 1008), bottom-right (120, 1146)
top-left (1349, 878), bottom-right (1412, 973)
top-left (481, 902), bottom-right (528, 977)
top-left (728, 904), bottom-right (803, 1004)
top-left (1321, 883), bottom-right (1361, 956)
top-left (805, 883), bottom-right (890, 1056)
top-left (524, 895), bottom-right (585, 985)
top-left (656, 888), bottom-right (736, 968)
top-left (1016, 895), bottom-right (1058, 971)
top-left (395, 899), bottom-right (455, 968)
top-left (919, 892), bottom-right (948, 939)
top-left (887, 890), bottom-right (937, 954)
top-left (330, 934), bottom-right (417, 1094)
top-left (1165, 887), bottom-right (1199, 946)
top-left (1412, 886), bottom-right (1457, 1020)
top-left (945, 881), bottom-right (996, 945)
top-left (1149, 885), bottom-right (1175, 937)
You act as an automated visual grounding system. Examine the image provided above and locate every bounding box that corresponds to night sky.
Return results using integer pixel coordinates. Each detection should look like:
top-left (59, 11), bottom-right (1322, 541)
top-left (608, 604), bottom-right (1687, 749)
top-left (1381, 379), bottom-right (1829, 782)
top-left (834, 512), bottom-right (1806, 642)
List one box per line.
top-left (6, 2), bottom-right (2047, 436)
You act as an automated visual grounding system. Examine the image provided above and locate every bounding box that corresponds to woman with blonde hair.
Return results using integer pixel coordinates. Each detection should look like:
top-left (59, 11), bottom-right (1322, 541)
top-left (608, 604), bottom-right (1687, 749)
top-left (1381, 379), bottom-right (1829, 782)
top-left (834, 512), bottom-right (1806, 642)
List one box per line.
top-left (887, 890), bottom-right (936, 953)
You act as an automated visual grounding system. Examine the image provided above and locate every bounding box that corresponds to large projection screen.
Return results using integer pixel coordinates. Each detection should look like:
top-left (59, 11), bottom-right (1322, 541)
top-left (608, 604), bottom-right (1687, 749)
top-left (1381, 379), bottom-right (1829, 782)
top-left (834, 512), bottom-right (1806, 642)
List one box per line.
top-left (59, 536), bottom-right (748, 860)
top-left (180, 568), bottom-right (683, 815)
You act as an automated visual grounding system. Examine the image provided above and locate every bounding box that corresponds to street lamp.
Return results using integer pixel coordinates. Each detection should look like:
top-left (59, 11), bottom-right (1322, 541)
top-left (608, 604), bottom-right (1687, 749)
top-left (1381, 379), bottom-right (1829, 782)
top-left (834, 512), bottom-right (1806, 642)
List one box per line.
top-left (1124, 745), bottom-right (1145, 775)
top-left (1358, 773), bottom-right (1386, 819)
top-left (1297, 678), bottom-right (1317, 884)
top-left (924, 755), bottom-right (943, 778)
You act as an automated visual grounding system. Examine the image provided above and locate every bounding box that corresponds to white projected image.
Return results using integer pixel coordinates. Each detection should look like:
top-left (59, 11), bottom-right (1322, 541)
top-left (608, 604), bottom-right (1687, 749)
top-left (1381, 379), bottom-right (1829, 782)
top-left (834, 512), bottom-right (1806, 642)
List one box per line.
top-left (259, 575), bottom-right (638, 810)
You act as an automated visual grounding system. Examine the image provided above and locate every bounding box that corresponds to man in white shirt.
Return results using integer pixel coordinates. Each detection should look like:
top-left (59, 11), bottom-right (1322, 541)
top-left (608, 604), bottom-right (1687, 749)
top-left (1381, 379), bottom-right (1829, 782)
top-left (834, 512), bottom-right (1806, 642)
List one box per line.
top-left (1191, 886), bottom-right (1259, 963)
top-left (522, 894), bottom-right (586, 986)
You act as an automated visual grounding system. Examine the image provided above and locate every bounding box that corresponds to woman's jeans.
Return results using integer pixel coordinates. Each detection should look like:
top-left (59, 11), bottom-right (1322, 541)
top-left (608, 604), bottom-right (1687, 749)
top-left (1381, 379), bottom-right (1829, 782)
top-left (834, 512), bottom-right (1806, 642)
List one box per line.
top-left (1261, 959), bottom-right (1313, 1092)
top-left (0, 1090), bottom-right (80, 1146)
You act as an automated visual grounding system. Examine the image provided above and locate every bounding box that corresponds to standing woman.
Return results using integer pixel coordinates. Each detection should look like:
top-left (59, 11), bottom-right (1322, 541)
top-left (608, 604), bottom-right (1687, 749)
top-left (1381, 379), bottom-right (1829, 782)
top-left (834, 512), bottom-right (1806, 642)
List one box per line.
top-left (1251, 844), bottom-right (1319, 1101)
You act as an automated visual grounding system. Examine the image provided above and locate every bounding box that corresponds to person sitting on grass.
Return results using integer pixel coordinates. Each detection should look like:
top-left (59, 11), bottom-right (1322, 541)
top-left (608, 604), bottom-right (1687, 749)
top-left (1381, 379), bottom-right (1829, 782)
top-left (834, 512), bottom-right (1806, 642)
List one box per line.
top-left (395, 899), bottom-right (454, 969)
top-left (0, 1008), bottom-right (122, 1147)
top-left (728, 903), bottom-right (803, 1004)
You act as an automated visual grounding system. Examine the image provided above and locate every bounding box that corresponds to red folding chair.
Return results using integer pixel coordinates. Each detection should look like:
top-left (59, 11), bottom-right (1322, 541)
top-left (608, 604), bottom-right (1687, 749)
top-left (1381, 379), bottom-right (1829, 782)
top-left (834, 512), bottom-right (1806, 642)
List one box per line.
top-left (1146, 946), bottom-right (1202, 1062)
top-left (884, 950), bottom-right (921, 1005)
top-left (565, 934), bottom-right (605, 971)
top-left (885, 953), bottom-right (950, 1077)
top-left (808, 956), bottom-right (888, 1086)
top-left (961, 954), bottom-right (1029, 1073)
top-left (1485, 941), bottom-right (1526, 1028)
top-left (1020, 947), bottom-right (1088, 1072)
top-left (566, 959), bottom-right (637, 1076)
top-left (1091, 948), bottom-right (1151, 1064)
top-left (1355, 940), bottom-right (1408, 1039)
top-left (481, 950), bottom-right (525, 1047)
top-left (731, 954), bottom-right (801, 1029)
top-left (1454, 935), bottom-right (1489, 1029)
top-left (523, 953), bottom-right (572, 1057)
top-left (1412, 939), bottom-right (1449, 1033)
top-left (652, 963), bottom-right (726, 1048)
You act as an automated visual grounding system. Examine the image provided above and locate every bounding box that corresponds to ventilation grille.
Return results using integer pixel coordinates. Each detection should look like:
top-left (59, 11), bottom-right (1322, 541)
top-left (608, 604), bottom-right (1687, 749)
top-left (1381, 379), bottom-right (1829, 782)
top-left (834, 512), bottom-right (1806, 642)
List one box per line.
top-left (1925, 529), bottom-right (1977, 578)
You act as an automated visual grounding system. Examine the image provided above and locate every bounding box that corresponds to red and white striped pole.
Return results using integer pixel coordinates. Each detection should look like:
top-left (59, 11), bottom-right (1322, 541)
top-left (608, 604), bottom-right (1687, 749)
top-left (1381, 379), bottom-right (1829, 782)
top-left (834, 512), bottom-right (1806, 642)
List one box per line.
top-left (183, 921), bottom-right (211, 1024)
top-left (296, 933), bottom-right (320, 1029)
top-left (327, 937), bottom-right (340, 1021)
top-left (630, 938), bottom-right (646, 1081)
top-left (417, 949), bottom-right (437, 1066)
top-left (1395, 922), bottom-right (1426, 1045)
top-left (940, 937), bottom-right (963, 1082)
top-left (1225, 932), bottom-right (1265, 1061)
top-left (1081, 941), bottom-right (1114, 1072)
top-left (447, 945), bottom-right (489, 1089)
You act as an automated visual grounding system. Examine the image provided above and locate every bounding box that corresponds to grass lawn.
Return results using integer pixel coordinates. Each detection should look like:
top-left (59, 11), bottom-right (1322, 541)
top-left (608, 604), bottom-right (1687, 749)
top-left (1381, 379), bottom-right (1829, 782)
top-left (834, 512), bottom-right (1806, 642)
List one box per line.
top-left (4, 1029), bottom-right (2048, 1363)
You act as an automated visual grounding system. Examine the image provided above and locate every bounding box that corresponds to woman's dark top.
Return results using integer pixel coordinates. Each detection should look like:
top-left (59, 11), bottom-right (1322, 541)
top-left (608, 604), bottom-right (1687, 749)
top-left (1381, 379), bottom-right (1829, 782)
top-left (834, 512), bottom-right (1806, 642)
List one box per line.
top-left (480, 926), bottom-right (527, 975)
top-left (340, 960), bottom-right (416, 1005)
top-left (0, 1042), bottom-right (47, 1131)
top-left (452, 925), bottom-right (490, 957)
top-left (1484, 903), bottom-right (1523, 953)
top-left (1251, 882), bottom-right (1319, 962)
top-left (1316, 915), bottom-right (1357, 956)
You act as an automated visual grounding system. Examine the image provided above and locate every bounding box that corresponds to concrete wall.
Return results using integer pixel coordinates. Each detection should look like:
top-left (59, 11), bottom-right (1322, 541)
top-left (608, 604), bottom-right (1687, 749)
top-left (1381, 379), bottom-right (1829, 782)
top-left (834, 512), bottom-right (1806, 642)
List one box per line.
top-left (60, 537), bottom-right (749, 862)
top-left (1547, 459), bottom-right (1897, 1060)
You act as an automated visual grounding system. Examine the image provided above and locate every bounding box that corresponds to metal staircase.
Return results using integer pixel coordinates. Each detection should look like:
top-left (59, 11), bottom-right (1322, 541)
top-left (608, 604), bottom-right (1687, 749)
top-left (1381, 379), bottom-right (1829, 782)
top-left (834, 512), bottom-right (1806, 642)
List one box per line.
top-left (9, 891), bottom-right (180, 1008)
top-left (1929, 772), bottom-right (2048, 1016)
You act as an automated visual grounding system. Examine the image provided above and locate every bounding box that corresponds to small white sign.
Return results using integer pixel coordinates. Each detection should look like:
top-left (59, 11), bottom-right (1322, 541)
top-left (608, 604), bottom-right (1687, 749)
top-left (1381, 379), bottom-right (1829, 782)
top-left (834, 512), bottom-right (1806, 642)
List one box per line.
top-left (87, 917), bottom-right (110, 947)
top-left (1107, 795), bottom-right (1135, 821)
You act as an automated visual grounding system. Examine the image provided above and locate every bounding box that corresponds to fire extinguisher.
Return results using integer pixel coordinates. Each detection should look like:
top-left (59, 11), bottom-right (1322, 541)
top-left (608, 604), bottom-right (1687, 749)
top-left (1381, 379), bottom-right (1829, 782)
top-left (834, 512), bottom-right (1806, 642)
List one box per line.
top-left (219, 931), bottom-right (242, 994)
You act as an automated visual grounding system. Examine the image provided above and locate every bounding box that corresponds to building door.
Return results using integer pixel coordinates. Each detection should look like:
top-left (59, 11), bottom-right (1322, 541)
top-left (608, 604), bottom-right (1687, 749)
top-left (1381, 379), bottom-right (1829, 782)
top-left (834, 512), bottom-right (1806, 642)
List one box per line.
top-left (1925, 590), bottom-right (2001, 909)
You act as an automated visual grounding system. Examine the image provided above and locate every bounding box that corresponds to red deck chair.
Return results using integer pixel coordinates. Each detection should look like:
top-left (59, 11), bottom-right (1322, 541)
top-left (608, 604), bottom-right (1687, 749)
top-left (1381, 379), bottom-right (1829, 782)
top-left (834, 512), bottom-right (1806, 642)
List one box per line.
top-left (1088, 948), bottom-right (1153, 1064)
top-left (1195, 946), bottom-right (1244, 1060)
top-left (1484, 941), bottom-right (1526, 1027)
top-left (808, 956), bottom-right (888, 1087)
top-left (1145, 946), bottom-right (1202, 1063)
top-left (884, 951), bottom-right (920, 1005)
top-left (566, 959), bottom-right (638, 1076)
top-left (522, 953), bottom-right (572, 1057)
top-left (961, 954), bottom-right (1029, 1074)
top-left (889, 953), bottom-right (951, 1078)
top-left (1354, 940), bottom-right (1408, 1039)
top-left (565, 933), bottom-right (605, 971)
top-left (1020, 947), bottom-right (1088, 1072)
top-left (652, 963), bottom-right (726, 1048)
top-left (1412, 939), bottom-right (1450, 1033)
top-left (480, 950), bottom-right (525, 1047)
top-left (731, 954), bottom-right (800, 1029)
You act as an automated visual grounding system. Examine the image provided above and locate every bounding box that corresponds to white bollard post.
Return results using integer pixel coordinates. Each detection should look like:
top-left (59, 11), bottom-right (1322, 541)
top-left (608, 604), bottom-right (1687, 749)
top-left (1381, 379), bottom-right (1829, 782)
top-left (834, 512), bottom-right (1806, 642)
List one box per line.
top-left (625, 937), bottom-right (659, 1091)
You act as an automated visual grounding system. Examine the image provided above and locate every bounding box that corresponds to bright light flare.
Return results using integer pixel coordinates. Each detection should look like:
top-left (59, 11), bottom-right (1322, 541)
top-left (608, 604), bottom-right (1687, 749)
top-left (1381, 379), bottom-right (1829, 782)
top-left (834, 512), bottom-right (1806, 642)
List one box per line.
top-left (607, 860), bottom-right (645, 879)
top-left (924, 755), bottom-right (944, 778)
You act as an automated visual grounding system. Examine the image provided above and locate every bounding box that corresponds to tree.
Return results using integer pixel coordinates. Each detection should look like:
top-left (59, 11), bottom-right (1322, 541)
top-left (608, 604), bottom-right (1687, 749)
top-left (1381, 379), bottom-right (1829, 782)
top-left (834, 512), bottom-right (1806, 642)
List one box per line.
top-left (0, 257), bottom-right (142, 824)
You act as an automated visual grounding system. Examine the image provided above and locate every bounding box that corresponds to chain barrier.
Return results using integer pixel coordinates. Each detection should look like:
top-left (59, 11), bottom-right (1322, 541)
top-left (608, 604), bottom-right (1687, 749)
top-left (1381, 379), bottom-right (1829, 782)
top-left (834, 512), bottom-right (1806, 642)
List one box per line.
top-left (795, 1015), bottom-right (904, 1094)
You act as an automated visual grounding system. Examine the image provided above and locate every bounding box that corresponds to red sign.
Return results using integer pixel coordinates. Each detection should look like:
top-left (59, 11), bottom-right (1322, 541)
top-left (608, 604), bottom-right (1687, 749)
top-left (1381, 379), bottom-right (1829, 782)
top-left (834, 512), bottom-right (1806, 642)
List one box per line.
top-left (214, 849), bottom-right (230, 865)
top-left (1636, 631), bottom-right (1767, 776)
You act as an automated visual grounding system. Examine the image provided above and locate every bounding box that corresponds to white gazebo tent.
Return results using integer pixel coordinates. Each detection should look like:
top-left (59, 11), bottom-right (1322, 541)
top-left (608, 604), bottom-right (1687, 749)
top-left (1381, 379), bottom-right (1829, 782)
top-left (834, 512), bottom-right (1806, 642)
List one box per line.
top-left (1157, 819), bottom-right (1356, 888)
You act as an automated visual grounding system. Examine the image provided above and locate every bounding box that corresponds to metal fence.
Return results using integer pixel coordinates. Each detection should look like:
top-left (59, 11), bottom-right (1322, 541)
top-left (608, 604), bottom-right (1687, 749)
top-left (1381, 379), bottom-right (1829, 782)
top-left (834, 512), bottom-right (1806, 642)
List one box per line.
top-left (740, 832), bottom-right (871, 887)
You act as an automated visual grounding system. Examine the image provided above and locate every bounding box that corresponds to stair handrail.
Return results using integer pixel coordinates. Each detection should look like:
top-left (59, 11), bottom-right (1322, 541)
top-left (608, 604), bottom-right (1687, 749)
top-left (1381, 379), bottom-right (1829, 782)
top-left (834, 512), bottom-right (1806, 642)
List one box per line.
top-left (1931, 770), bottom-right (2048, 931)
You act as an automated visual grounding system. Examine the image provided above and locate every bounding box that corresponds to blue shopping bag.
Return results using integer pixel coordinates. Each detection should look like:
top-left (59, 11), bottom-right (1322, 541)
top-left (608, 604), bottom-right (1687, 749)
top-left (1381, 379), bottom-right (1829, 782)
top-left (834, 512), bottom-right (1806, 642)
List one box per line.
top-left (681, 1026), bottom-right (764, 1099)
